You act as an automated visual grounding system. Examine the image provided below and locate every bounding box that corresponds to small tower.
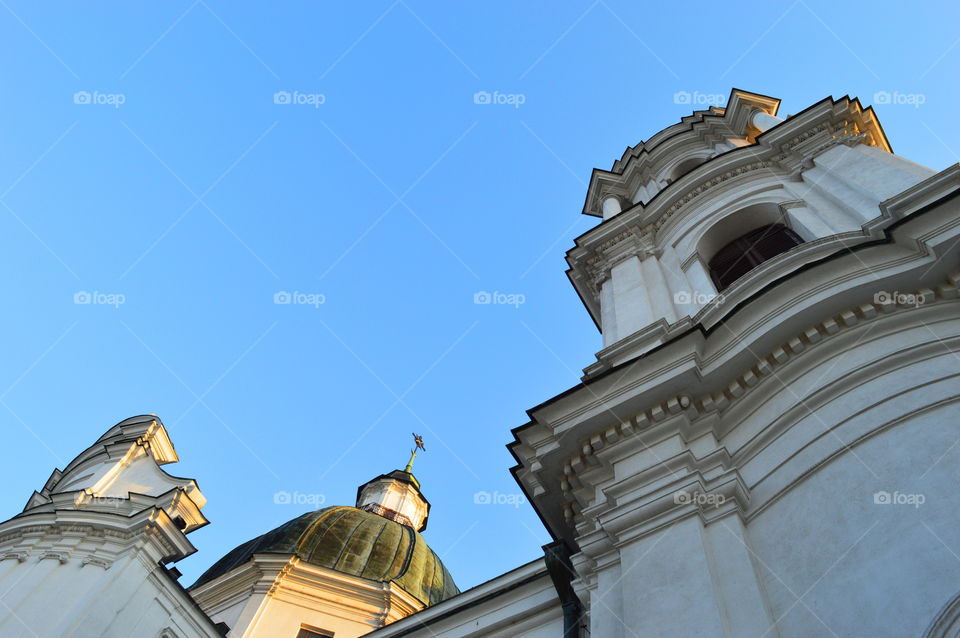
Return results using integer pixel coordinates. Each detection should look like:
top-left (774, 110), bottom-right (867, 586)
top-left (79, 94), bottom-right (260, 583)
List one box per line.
top-left (567, 89), bottom-right (937, 372)
top-left (356, 433), bottom-right (430, 531)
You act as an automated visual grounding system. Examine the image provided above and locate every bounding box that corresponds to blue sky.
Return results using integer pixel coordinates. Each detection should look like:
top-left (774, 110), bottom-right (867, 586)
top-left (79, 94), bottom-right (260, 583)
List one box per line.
top-left (0, 1), bottom-right (957, 590)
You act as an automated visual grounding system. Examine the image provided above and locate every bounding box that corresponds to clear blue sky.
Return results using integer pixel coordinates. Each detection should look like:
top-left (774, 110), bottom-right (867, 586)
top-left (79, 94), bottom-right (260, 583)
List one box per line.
top-left (0, 1), bottom-right (957, 590)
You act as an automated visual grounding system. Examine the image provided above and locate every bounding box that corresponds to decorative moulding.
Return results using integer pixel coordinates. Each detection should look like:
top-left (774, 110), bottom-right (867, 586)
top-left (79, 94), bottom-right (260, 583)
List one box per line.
top-left (556, 273), bottom-right (959, 531)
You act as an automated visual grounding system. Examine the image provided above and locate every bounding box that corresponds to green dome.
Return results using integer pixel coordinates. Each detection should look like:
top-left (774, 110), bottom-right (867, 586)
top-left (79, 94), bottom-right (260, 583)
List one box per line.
top-left (191, 506), bottom-right (459, 606)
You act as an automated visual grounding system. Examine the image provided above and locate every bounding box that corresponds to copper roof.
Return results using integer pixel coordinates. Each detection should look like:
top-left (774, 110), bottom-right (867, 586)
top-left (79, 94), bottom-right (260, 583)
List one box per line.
top-left (190, 506), bottom-right (459, 606)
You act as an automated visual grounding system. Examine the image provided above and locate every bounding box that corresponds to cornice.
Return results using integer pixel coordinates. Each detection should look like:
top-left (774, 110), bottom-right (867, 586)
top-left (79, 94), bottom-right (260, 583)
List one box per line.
top-left (592, 469), bottom-right (750, 550)
top-left (0, 507), bottom-right (197, 569)
top-left (191, 554), bottom-right (429, 630)
top-left (544, 274), bottom-right (959, 542)
top-left (513, 173), bottom-right (960, 545)
top-left (368, 559), bottom-right (555, 638)
top-left (584, 90), bottom-right (784, 218)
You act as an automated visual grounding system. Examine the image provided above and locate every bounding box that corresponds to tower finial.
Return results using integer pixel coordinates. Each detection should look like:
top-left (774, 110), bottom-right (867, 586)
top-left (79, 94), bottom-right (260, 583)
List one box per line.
top-left (404, 433), bottom-right (425, 473)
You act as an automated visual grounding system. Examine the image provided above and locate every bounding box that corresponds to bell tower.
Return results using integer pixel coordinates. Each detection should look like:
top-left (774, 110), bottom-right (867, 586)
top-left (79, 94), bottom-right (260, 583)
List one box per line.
top-left (511, 90), bottom-right (960, 637)
top-left (567, 89), bottom-right (936, 372)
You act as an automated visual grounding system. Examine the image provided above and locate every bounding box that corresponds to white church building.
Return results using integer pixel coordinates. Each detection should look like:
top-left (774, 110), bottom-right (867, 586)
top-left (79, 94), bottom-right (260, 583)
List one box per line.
top-left (1, 89), bottom-right (958, 638)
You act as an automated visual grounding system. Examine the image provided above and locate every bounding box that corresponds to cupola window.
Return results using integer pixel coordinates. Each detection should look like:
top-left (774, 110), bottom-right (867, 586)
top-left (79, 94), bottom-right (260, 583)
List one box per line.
top-left (708, 223), bottom-right (804, 291)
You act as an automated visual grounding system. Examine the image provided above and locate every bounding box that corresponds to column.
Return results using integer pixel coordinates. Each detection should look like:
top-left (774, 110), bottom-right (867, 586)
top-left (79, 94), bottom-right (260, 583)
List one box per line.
top-left (701, 514), bottom-right (778, 636)
top-left (602, 196), bottom-right (622, 220)
top-left (641, 254), bottom-right (678, 324)
top-left (610, 256), bottom-right (653, 340)
top-left (619, 517), bottom-right (728, 636)
top-left (660, 245), bottom-right (698, 318)
top-left (751, 110), bottom-right (784, 133)
top-left (683, 258), bottom-right (717, 309)
top-left (588, 563), bottom-right (625, 638)
top-left (599, 276), bottom-right (618, 347)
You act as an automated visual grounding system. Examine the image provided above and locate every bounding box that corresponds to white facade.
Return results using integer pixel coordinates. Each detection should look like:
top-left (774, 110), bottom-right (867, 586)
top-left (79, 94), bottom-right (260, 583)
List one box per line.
top-left (0, 415), bottom-right (222, 638)
top-left (511, 90), bottom-right (960, 638)
top-left (190, 555), bottom-right (424, 638)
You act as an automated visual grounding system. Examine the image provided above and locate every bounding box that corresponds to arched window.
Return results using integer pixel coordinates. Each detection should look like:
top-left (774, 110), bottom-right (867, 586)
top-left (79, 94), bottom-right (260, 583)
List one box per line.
top-left (708, 223), bottom-right (804, 291)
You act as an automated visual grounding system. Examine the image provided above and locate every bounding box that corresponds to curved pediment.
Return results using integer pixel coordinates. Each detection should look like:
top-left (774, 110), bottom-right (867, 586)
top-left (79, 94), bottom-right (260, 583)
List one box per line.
top-left (582, 89), bottom-right (783, 218)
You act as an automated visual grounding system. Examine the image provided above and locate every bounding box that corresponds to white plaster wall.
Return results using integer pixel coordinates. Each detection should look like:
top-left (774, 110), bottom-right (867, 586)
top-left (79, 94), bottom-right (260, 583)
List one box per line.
top-left (724, 307), bottom-right (960, 637)
top-left (576, 296), bottom-right (960, 637)
top-left (748, 403), bottom-right (960, 638)
top-left (588, 563), bottom-right (624, 638)
top-left (615, 516), bottom-right (727, 637)
top-left (0, 419), bottom-right (218, 638)
top-left (240, 595), bottom-right (375, 638)
top-left (813, 144), bottom-right (934, 203)
top-left (203, 593), bottom-right (256, 636)
top-left (0, 550), bottom-right (218, 638)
